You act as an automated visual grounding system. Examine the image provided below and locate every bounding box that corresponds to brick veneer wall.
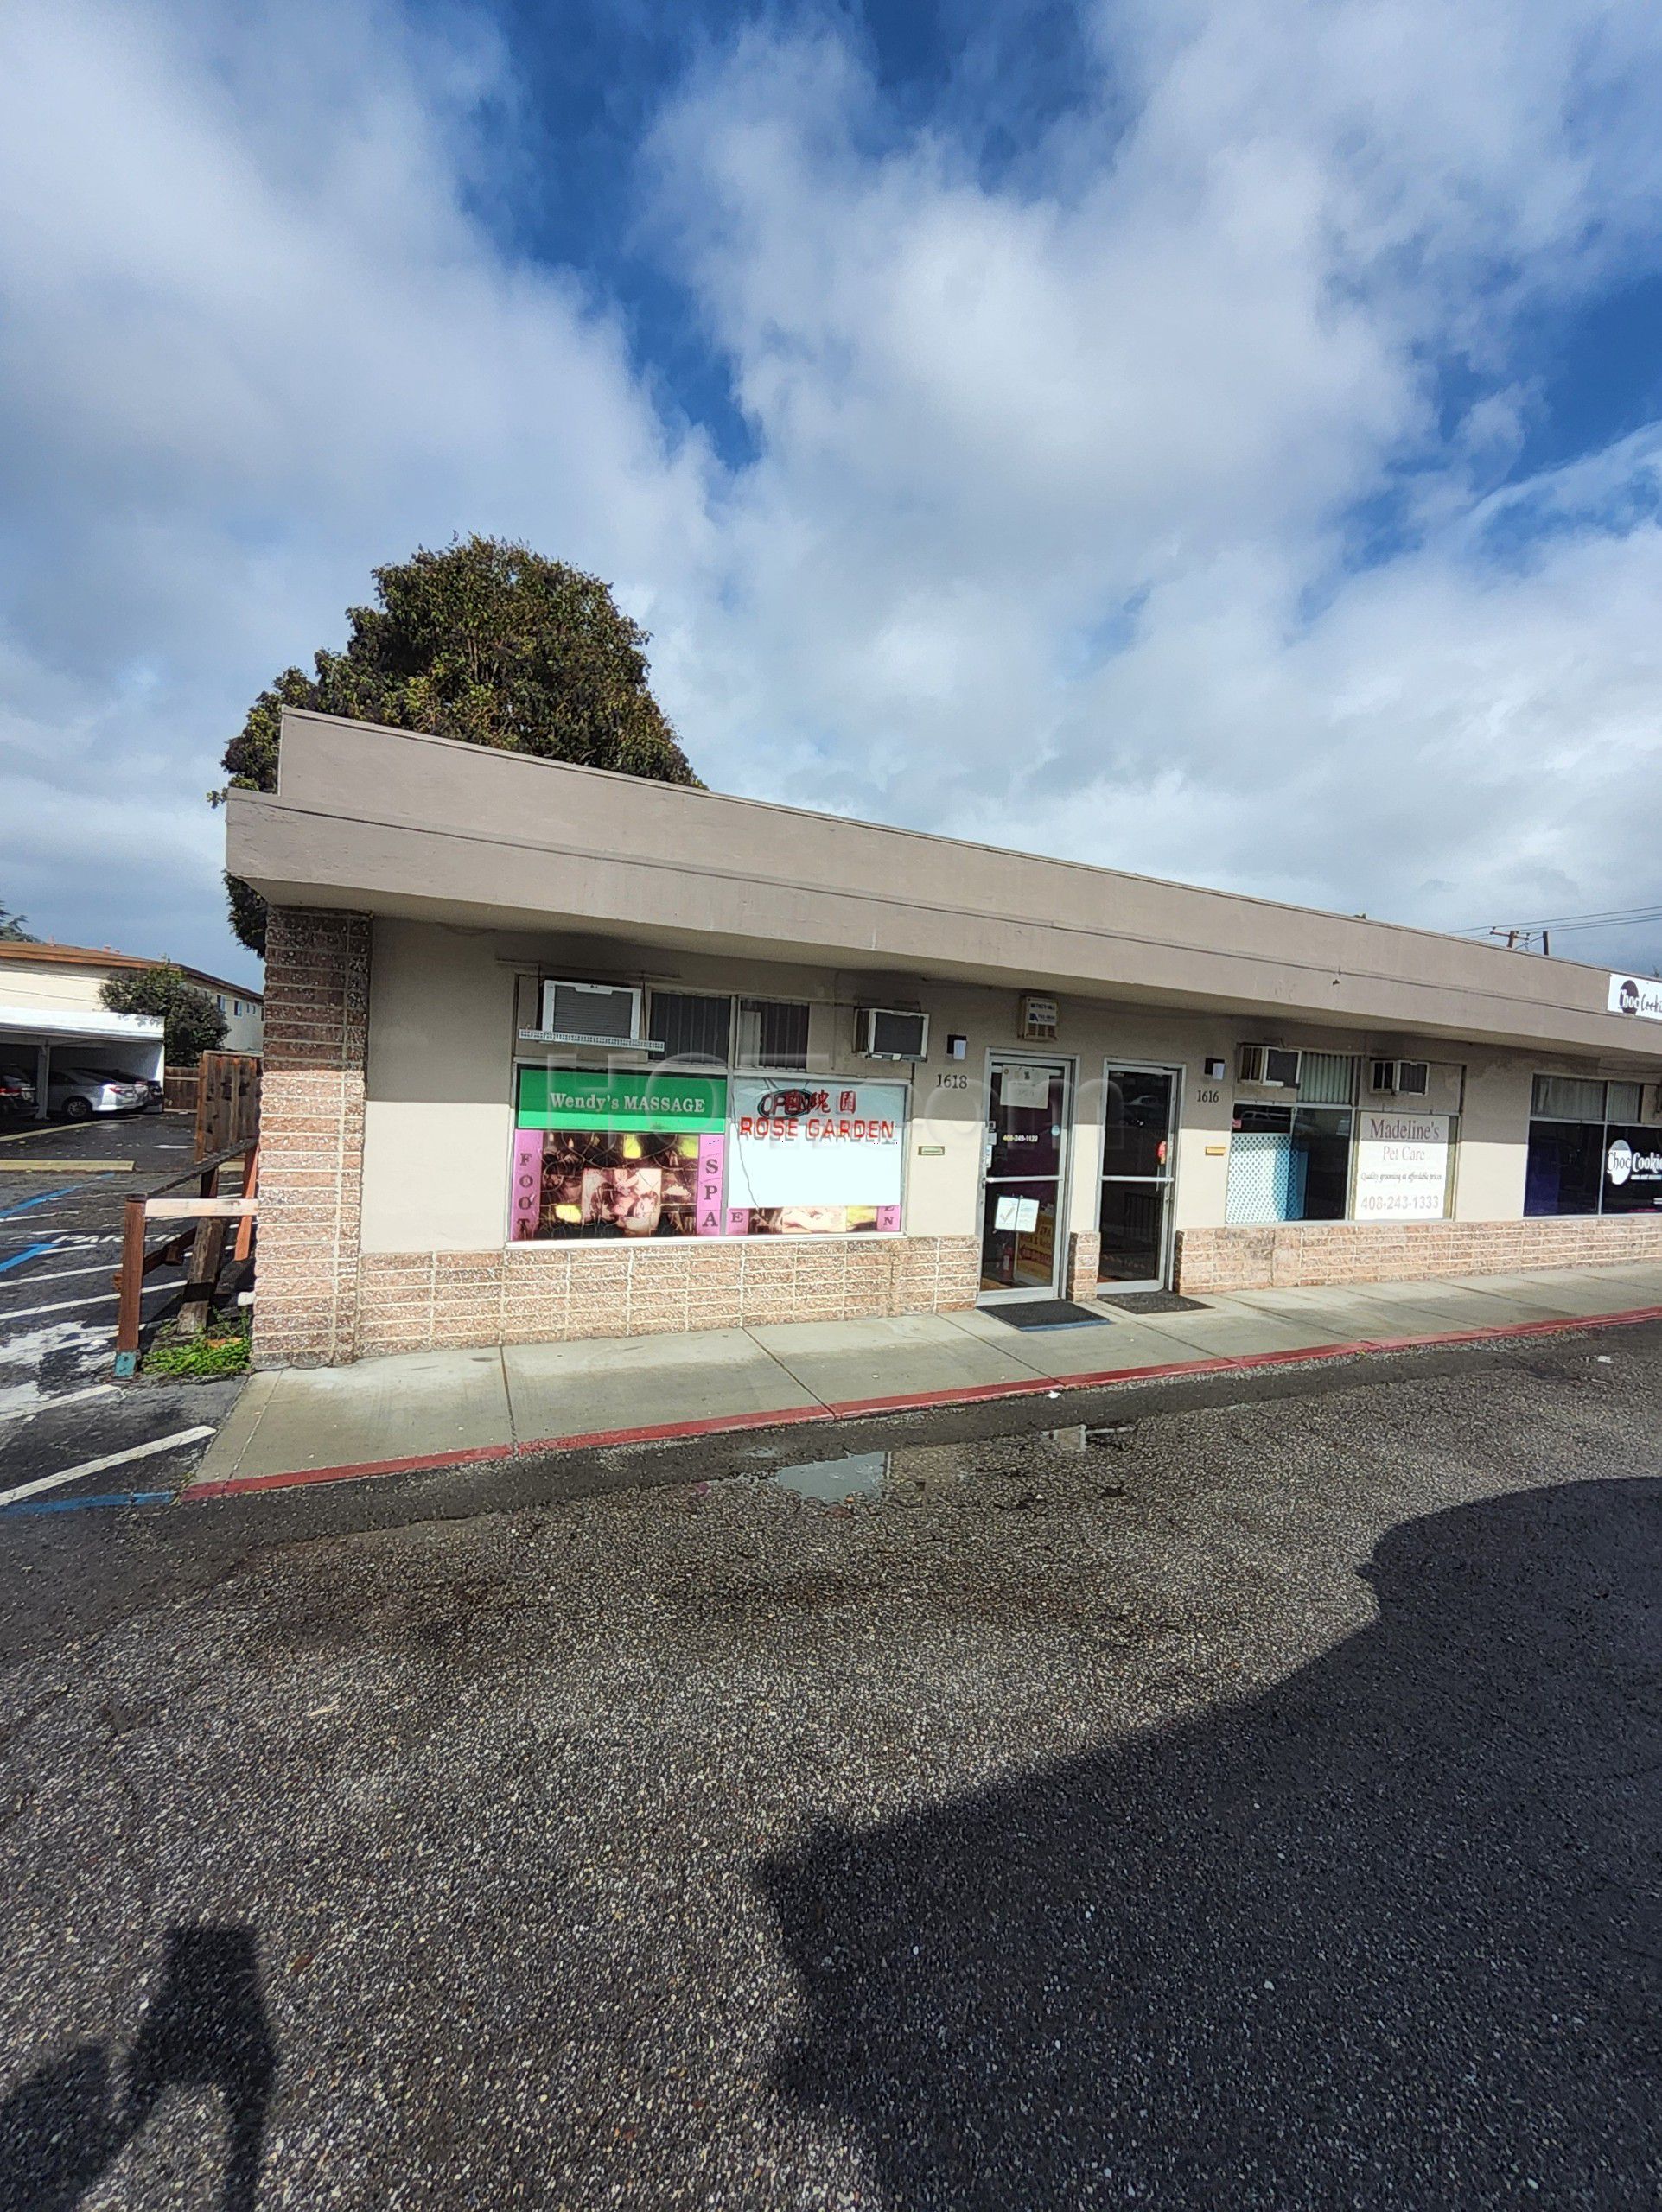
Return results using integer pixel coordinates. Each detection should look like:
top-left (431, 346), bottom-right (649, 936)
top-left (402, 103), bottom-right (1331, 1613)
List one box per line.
top-left (354, 1235), bottom-right (983, 1358)
top-left (252, 908), bottom-right (372, 1369)
top-left (1065, 1231), bottom-right (1101, 1300)
top-left (1175, 1215), bottom-right (1662, 1294)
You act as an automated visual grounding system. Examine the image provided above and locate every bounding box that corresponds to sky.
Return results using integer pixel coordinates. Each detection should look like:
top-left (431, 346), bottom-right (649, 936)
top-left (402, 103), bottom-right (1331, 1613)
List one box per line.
top-left (3, 0), bottom-right (1662, 992)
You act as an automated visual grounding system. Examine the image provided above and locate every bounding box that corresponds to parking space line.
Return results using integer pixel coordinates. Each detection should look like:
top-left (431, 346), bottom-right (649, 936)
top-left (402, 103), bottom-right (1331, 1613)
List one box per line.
top-left (0, 1427), bottom-right (215, 1509)
top-left (0, 1187), bottom-right (76, 1221)
top-left (1, 1489), bottom-right (172, 1516)
top-left (0, 1285), bottom-right (175, 1323)
top-left (0, 1243), bottom-right (58, 1275)
top-left (0, 1382), bottom-right (122, 1422)
top-left (0, 1238), bottom-right (119, 1256)
top-left (0, 1261), bottom-right (175, 1287)
top-left (0, 1262), bottom-right (115, 1285)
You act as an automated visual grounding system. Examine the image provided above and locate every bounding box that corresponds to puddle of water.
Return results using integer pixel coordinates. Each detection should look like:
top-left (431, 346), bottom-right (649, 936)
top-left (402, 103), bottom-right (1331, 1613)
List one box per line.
top-left (767, 1451), bottom-right (888, 1504)
top-left (764, 1425), bottom-right (1111, 1506)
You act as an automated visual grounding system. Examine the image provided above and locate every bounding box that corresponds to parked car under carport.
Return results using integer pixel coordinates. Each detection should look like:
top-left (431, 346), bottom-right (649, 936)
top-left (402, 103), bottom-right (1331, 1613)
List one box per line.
top-left (45, 1066), bottom-right (150, 1121)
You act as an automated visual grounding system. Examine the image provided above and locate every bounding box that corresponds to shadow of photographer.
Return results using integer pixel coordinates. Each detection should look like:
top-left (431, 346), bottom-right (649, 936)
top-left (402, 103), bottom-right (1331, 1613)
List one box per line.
top-left (762, 1477), bottom-right (1662, 2207)
top-left (0, 1925), bottom-right (276, 2211)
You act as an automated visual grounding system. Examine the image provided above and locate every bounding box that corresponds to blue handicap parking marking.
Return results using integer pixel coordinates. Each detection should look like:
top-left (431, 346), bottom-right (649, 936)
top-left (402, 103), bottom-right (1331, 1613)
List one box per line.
top-left (0, 1242), bottom-right (61, 1276)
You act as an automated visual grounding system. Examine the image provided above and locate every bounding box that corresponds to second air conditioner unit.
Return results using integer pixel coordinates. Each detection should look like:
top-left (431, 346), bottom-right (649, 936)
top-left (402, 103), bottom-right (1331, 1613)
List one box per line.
top-left (860, 1007), bottom-right (929, 1061)
top-left (1371, 1058), bottom-right (1430, 1096)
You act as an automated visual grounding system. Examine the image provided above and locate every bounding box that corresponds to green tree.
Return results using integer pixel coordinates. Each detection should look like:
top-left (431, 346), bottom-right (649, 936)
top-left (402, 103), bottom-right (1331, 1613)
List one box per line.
top-left (218, 535), bottom-right (699, 953)
top-left (0, 900), bottom-right (36, 942)
top-left (100, 966), bottom-right (228, 1068)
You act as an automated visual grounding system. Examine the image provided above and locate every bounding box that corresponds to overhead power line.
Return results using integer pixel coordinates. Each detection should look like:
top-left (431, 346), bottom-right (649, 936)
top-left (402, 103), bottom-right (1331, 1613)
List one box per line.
top-left (1451, 903), bottom-right (1662, 940)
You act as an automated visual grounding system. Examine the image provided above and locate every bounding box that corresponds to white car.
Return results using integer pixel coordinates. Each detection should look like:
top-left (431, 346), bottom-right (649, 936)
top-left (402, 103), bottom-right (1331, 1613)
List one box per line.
top-left (47, 1065), bottom-right (150, 1121)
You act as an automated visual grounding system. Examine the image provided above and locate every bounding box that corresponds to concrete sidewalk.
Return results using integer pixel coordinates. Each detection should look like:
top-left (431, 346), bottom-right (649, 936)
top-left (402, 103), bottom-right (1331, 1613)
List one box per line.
top-left (186, 1262), bottom-right (1662, 1499)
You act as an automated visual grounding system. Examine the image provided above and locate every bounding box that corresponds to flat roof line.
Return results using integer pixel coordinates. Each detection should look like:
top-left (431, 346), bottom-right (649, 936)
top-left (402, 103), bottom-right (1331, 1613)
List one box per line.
top-left (274, 706), bottom-right (1629, 987)
top-left (239, 789), bottom-right (1640, 1035)
top-left (0, 944), bottom-right (261, 997)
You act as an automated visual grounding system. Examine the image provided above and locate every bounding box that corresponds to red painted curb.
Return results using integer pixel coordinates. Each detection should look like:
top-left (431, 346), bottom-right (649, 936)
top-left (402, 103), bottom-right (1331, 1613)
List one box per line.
top-left (824, 1356), bottom-right (1232, 1418)
top-left (512, 1402), bottom-right (836, 1457)
top-left (186, 1440), bottom-right (515, 1499)
top-left (182, 1301), bottom-right (1662, 1501)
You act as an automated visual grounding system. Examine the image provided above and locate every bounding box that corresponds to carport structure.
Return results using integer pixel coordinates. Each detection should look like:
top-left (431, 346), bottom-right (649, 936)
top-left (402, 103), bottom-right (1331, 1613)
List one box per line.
top-left (0, 1004), bottom-right (164, 1120)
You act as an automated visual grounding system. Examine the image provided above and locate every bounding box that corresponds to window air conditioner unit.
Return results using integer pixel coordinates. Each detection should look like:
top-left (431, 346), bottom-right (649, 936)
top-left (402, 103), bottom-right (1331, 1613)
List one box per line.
top-left (860, 1007), bottom-right (929, 1061)
top-left (1239, 1043), bottom-right (1301, 1089)
top-left (1371, 1058), bottom-right (1430, 1096)
top-left (532, 979), bottom-right (648, 1047)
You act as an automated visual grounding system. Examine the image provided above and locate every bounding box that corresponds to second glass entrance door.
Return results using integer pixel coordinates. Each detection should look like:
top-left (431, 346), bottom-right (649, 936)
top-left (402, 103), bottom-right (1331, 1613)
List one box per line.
top-left (1099, 1065), bottom-right (1177, 1289)
top-left (980, 1058), bottom-right (1070, 1300)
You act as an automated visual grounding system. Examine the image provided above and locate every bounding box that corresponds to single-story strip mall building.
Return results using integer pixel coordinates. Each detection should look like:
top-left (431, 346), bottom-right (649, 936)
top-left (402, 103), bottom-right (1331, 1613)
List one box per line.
top-left (226, 708), bottom-right (1662, 1367)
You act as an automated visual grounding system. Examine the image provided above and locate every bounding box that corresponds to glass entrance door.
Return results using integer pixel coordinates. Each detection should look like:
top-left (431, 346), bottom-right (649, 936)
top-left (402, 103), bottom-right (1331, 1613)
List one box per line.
top-left (979, 1058), bottom-right (1070, 1301)
top-left (1098, 1065), bottom-right (1177, 1290)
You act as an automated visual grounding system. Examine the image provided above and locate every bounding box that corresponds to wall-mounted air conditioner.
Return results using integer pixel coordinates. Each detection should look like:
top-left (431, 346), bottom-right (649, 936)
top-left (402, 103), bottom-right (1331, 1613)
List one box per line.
top-left (1370, 1058), bottom-right (1430, 1096)
top-left (1239, 1043), bottom-right (1302, 1088)
top-left (525, 979), bottom-right (652, 1048)
top-left (860, 1007), bottom-right (929, 1061)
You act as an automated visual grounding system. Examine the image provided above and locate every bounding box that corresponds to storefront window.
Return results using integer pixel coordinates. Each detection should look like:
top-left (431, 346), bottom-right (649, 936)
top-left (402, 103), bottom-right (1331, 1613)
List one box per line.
top-left (511, 1069), bottom-right (727, 1241)
top-left (1295, 1107), bottom-right (1353, 1219)
top-left (1225, 1054), bottom-right (1360, 1224)
top-left (1525, 1075), bottom-right (1662, 1216)
top-left (725, 1077), bottom-right (905, 1236)
top-left (510, 1065), bottom-right (908, 1241)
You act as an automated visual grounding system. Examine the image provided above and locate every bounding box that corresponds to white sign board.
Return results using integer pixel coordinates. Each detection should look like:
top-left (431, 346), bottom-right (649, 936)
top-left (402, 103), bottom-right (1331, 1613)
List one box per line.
top-left (1353, 1110), bottom-right (1451, 1220)
top-left (1608, 973), bottom-right (1662, 1021)
top-left (728, 1078), bottom-right (907, 1210)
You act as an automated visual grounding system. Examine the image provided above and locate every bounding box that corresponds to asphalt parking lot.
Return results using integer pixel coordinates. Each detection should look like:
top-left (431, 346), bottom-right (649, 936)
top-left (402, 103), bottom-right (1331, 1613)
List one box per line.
top-left (0, 1111), bottom-right (244, 1513)
top-left (1, 1325), bottom-right (1658, 2208)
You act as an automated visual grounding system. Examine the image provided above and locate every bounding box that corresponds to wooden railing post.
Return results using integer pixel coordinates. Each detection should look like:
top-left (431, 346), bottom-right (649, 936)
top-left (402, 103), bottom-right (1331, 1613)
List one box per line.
top-left (177, 1163), bottom-right (225, 1340)
top-left (107, 1141), bottom-right (261, 1374)
top-left (115, 1198), bottom-right (147, 1377)
top-left (233, 1142), bottom-right (260, 1264)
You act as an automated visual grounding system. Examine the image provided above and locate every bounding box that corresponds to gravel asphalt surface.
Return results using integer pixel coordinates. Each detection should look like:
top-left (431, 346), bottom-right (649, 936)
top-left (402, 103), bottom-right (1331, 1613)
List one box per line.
top-left (1, 1325), bottom-right (1659, 2208)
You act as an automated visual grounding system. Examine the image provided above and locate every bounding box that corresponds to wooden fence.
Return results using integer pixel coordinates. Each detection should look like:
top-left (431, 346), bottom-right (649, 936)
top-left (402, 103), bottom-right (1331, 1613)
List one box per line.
top-left (111, 1053), bottom-right (263, 1374)
top-left (113, 1142), bottom-right (258, 1374)
top-left (194, 1052), bottom-right (261, 1154)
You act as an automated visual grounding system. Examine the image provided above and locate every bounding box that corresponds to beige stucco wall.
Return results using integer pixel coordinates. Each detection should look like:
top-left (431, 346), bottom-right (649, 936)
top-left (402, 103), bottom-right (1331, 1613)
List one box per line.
top-left (0, 957), bottom-right (262, 1054)
top-left (360, 920), bottom-right (516, 1252)
top-left (351, 916), bottom-right (1640, 1265)
top-left (1451, 1054), bottom-right (1531, 1221)
top-left (211, 995), bottom-right (264, 1054)
top-left (0, 961), bottom-right (111, 1013)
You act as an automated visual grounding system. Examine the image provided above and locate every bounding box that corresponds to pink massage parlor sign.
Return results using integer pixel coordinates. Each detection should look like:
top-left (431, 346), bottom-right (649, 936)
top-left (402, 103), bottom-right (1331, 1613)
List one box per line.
top-left (511, 1070), bottom-right (727, 1241)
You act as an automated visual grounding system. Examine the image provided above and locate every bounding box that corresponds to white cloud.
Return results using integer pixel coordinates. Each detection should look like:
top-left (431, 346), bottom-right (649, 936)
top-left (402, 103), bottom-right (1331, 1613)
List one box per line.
top-left (649, 2), bottom-right (1662, 963)
top-left (3, 0), bottom-right (1662, 979)
top-left (0, 0), bottom-right (711, 970)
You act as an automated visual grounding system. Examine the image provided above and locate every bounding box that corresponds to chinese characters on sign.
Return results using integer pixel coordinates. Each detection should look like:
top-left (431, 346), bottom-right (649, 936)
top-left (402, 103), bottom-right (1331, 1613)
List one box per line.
top-left (724, 1077), bottom-right (907, 1235)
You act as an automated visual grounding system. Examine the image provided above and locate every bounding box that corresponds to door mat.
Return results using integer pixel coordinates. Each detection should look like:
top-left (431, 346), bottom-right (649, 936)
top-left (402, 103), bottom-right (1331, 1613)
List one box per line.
top-left (1095, 1290), bottom-right (1210, 1314)
top-left (986, 1300), bottom-right (1117, 1332)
